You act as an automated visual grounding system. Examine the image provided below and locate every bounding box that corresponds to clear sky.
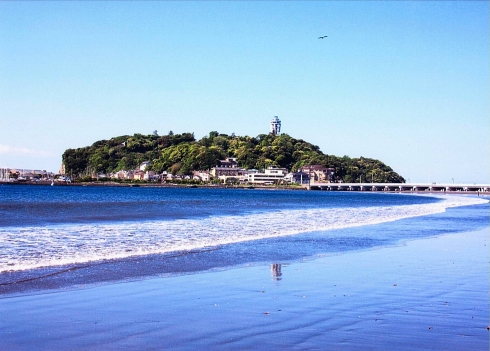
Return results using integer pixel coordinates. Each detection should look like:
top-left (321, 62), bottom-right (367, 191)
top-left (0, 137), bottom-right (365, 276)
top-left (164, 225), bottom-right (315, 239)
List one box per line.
top-left (1, 1), bottom-right (488, 183)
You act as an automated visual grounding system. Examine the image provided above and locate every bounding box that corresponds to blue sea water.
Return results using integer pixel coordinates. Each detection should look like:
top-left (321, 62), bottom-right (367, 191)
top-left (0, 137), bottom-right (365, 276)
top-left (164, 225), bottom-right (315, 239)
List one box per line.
top-left (0, 185), bottom-right (440, 226)
top-left (0, 185), bottom-right (488, 285)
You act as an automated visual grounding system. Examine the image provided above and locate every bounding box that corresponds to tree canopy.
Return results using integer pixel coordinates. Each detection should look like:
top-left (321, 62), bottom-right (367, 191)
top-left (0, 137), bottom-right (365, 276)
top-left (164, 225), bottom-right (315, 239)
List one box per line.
top-left (62, 131), bottom-right (405, 183)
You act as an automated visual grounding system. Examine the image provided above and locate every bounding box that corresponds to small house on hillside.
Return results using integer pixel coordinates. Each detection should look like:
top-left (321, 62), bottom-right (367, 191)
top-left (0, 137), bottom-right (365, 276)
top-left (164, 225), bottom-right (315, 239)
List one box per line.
top-left (139, 161), bottom-right (150, 171)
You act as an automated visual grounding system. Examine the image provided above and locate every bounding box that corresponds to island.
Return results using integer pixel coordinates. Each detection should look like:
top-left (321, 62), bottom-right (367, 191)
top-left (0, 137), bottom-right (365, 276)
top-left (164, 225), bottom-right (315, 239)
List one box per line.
top-left (61, 131), bottom-right (405, 185)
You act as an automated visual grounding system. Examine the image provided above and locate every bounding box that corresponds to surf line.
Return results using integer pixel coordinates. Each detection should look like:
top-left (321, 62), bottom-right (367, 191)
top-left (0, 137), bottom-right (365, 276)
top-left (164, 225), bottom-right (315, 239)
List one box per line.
top-left (0, 247), bottom-right (220, 283)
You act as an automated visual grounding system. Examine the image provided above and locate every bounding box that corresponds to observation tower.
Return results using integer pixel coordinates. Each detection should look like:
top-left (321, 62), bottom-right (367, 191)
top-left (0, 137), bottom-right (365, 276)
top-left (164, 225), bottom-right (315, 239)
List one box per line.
top-left (270, 116), bottom-right (281, 135)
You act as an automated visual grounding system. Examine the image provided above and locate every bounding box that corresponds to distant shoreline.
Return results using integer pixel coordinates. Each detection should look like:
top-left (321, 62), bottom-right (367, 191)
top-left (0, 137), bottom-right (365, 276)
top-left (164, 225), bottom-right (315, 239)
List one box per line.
top-left (1, 181), bottom-right (489, 195)
top-left (0, 181), bottom-right (301, 191)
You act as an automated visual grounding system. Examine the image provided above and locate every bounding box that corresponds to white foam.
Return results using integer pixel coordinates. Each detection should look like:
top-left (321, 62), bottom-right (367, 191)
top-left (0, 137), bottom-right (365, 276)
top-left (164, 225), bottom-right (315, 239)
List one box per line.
top-left (0, 195), bottom-right (486, 272)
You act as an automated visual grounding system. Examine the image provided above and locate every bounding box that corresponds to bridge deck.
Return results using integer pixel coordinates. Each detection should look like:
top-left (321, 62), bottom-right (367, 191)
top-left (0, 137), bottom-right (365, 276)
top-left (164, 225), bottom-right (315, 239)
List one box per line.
top-left (307, 182), bottom-right (490, 193)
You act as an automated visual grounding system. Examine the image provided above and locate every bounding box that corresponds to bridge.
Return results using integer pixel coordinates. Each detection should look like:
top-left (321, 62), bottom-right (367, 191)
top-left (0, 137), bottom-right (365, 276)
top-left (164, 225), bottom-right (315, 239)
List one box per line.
top-left (306, 182), bottom-right (490, 193)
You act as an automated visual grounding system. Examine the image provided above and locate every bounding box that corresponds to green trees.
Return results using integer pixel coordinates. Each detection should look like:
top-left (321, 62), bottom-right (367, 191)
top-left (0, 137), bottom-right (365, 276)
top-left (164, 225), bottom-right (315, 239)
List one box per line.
top-left (333, 156), bottom-right (404, 183)
top-left (61, 131), bottom-right (405, 183)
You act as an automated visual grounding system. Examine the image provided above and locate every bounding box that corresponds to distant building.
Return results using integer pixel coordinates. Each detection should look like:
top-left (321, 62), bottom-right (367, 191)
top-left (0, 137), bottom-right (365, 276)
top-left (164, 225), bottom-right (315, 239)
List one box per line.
top-left (284, 171), bottom-right (310, 185)
top-left (133, 171), bottom-right (145, 180)
top-left (211, 158), bottom-right (248, 182)
top-left (143, 171), bottom-right (156, 181)
top-left (0, 168), bottom-right (10, 182)
top-left (300, 165), bottom-right (335, 183)
top-left (270, 116), bottom-right (281, 135)
top-left (218, 157), bottom-right (238, 168)
top-left (139, 161), bottom-right (151, 171)
top-left (111, 171), bottom-right (126, 179)
top-left (192, 170), bottom-right (211, 182)
top-left (247, 166), bottom-right (288, 184)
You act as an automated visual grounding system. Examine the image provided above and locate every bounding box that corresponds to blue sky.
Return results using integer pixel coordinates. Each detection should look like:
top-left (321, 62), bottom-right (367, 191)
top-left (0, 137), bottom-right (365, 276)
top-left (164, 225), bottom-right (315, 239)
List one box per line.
top-left (1, 1), bottom-right (488, 183)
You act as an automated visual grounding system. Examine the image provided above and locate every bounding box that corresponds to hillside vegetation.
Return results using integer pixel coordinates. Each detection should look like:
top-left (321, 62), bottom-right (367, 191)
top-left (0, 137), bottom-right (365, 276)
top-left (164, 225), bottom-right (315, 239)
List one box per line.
top-left (62, 132), bottom-right (405, 183)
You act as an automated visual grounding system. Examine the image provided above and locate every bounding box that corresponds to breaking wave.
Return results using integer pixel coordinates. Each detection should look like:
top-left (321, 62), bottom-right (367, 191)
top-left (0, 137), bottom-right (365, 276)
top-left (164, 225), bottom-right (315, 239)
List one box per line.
top-left (0, 195), bottom-right (486, 272)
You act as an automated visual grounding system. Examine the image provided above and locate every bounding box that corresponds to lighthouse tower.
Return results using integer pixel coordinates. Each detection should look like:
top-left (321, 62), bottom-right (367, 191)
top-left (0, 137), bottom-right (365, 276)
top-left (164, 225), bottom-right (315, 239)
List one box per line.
top-left (270, 116), bottom-right (281, 135)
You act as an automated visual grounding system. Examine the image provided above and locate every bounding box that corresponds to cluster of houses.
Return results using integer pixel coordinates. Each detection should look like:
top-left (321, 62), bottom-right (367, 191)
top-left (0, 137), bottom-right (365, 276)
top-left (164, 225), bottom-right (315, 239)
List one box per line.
top-left (92, 158), bottom-right (335, 185)
top-left (210, 158), bottom-right (335, 185)
top-left (0, 168), bottom-right (58, 182)
top-left (92, 161), bottom-right (209, 182)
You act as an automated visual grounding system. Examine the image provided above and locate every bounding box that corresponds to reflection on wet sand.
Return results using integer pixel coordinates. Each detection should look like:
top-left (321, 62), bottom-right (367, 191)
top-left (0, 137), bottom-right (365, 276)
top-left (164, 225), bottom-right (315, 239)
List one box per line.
top-left (271, 263), bottom-right (282, 280)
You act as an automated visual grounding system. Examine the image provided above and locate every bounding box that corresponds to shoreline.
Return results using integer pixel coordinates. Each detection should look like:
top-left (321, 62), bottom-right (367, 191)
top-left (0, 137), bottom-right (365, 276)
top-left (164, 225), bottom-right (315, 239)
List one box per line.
top-left (1, 181), bottom-right (489, 195)
top-left (1, 226), bottom-right (488, 350)
top-left (1, 199), bottom-right (488, 298)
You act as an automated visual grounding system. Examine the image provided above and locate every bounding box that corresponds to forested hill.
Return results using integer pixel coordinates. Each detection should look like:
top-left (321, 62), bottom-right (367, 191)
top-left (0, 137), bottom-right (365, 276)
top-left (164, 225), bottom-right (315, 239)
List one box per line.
top-left (62, 131), bottom-right (405, 183)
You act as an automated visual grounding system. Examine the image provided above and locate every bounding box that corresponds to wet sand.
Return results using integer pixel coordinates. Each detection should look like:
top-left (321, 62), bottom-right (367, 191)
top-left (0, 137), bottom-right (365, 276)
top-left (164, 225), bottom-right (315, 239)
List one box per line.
top-left (0, 227), bottom-right (488, 350)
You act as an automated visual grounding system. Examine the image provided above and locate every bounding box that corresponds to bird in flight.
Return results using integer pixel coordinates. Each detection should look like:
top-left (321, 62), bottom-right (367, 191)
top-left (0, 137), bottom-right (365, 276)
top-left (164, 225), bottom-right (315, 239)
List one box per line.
top-left (318, 36), bottom-right (328, 39)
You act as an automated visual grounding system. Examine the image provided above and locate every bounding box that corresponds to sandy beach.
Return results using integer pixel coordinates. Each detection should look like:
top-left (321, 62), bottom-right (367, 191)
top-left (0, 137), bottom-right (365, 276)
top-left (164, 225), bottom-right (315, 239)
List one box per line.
top-left (0, 224), bottom-right (488, 350)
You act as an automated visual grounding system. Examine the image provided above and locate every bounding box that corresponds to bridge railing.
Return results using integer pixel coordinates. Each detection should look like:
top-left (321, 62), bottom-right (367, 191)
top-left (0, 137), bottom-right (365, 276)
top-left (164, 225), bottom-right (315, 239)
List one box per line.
top-left (307, 182), bottom-right (490, 192)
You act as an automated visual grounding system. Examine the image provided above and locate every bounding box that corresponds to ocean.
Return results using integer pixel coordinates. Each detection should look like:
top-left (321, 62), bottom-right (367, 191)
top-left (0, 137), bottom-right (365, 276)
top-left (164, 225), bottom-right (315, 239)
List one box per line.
top-left (1, 184), bottom-right (489, 351)
top-left (0, 185), bottom-right (488, 294)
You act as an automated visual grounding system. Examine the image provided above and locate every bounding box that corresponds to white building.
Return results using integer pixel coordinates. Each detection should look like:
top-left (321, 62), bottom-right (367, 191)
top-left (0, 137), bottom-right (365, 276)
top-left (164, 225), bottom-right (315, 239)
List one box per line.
top-left (284, 172), bottom-right (310, 185)
top-left (270, 116), bottom-right (281, 135)
top-left (143, 171), bottom-right (156, 181)
top-left (247, 166), bottom-right (288, 184)
top-left (139, 161), bottom-right (151, 171)
top-left (193, 170), bottom-right (211, 182)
